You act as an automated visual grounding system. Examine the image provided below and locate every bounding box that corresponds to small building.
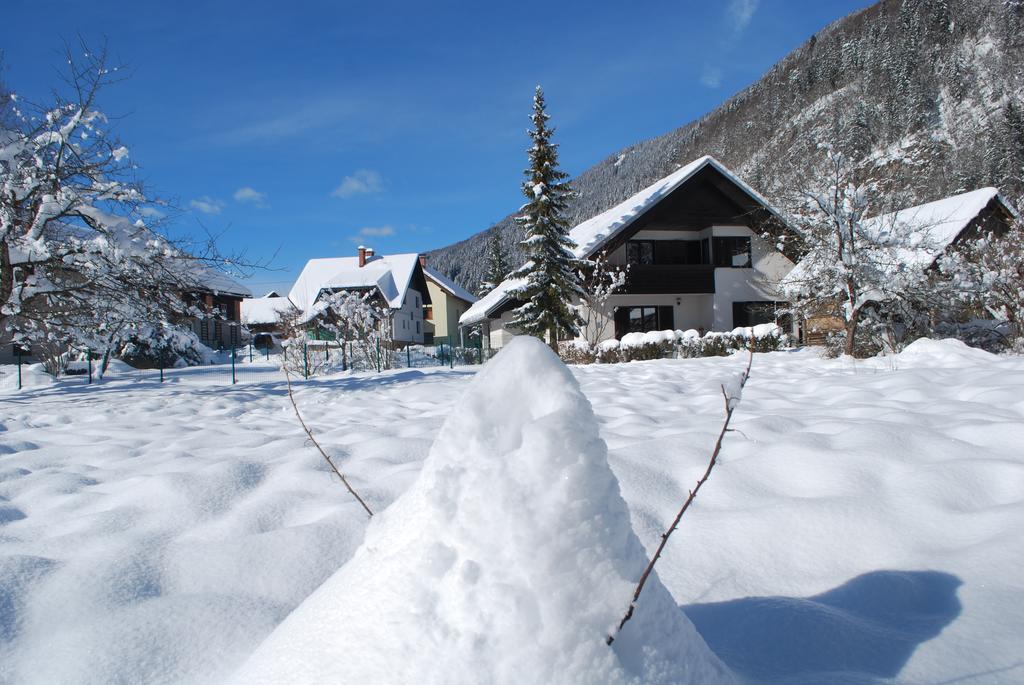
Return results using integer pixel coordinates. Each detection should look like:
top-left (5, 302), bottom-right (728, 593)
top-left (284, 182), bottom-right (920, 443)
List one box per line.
top-left (184, 269), bottom-right (253, 350)
top-left (460, 155), bottom-right (797, 350)
top-left (241, 292), bottom-right (297, 349)
top-left (420, 257), bottom-right (478, 346)
top-left (289, 247), bottom-right (431, 346)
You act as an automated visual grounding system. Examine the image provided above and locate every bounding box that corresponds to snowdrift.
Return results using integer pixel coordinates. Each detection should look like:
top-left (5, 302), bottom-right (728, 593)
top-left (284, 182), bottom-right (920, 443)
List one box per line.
top-left (230, 336), bottom-right (734, 684)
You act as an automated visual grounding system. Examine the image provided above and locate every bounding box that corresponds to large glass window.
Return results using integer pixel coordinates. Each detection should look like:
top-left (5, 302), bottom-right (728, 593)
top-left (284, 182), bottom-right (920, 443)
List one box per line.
top-left (628, 306), bottom-right (659, 332)
top-left (712, 237), bottom-right (752, 267)
top-left (614, 305), bottom-right (675, 338)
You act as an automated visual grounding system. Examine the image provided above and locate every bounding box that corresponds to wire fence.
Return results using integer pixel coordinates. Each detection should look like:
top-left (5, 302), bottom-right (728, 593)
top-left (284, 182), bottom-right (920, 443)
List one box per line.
top-left (0, 340), bottom-right (494, 393)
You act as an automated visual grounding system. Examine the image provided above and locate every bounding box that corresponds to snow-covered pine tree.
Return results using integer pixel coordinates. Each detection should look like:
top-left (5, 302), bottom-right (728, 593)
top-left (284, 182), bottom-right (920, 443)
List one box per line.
top-left (477, 230), bottom-right (508, 296)
top-left (508, 86), bottom-right (584, 352)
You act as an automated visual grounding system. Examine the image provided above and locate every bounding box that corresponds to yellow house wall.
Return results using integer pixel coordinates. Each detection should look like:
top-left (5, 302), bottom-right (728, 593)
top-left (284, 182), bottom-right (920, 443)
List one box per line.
top-left (425, 280), bottom-right (472, 343)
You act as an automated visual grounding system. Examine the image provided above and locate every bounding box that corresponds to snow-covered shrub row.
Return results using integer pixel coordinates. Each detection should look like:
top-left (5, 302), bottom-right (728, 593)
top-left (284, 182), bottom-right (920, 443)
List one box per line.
top-left (560, 325), bottom-right (789, 364)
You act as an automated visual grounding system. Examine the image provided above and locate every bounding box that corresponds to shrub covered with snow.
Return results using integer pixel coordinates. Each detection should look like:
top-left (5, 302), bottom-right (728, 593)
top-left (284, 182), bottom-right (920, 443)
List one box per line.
top-left (230, 336), bottom-right (734, 685)
top-left (560, 326), bottom-right (788, 364)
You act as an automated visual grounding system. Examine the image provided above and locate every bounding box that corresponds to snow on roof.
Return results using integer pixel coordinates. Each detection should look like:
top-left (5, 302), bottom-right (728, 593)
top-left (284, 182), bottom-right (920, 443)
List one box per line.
top-left (194, 267), bottom-right (253, 298)
top-left (461, 155), bottom-right (782, 326)
top-left (289, 253), bottom-right (421, 318)
top-left (423, 266), bottom-right (478, 304)
top-left (783, 187), bottom-right (1014, 288)
top-left (241, 295), bottom-right (295, 326)
top-left (570, 155), bottom-right (789, 259)
top-left (863, 187), bottom-right (1009, 266)
top-left (460, 275), bottom-right (527, 326)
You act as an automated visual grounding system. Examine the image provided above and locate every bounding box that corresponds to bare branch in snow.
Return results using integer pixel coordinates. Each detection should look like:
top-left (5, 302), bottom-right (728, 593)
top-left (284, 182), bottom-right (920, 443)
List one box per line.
top-left (607, 348), bottom-right (753, 645)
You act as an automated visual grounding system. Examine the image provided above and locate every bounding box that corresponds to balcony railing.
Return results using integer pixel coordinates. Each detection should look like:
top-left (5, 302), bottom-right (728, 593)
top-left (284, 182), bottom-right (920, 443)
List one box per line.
top-left (623, 264), bottom-right (716, 294)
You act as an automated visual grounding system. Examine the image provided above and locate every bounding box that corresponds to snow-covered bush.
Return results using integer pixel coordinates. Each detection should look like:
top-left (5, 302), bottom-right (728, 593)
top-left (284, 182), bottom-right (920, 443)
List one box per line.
top-left (560, 326), bottom-right (789, 364)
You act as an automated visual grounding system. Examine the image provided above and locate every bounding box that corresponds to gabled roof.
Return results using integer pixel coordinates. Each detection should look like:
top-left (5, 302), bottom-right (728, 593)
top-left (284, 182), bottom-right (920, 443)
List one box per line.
top-left (863, 187), bottom-right (1017, 266)
top-left (461, 155), bottom-right (784, 326)
top-left (289, 253), bottom-right (422, 319)
top-left (241, 295), bottom-right (296, 325)
top-left (569, 155), bottom-right (790, 259)
top-left (423, 266), bottom-right (478, 304)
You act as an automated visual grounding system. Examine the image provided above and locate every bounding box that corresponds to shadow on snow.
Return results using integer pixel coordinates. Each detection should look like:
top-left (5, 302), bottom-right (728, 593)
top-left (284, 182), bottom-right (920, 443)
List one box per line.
top-left (683, 570), bottom-right (963, 684)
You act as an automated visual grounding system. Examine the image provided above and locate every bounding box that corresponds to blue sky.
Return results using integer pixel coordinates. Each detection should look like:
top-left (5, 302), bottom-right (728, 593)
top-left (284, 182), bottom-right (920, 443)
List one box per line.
top-left (2, 0), bottom-right (869, 294)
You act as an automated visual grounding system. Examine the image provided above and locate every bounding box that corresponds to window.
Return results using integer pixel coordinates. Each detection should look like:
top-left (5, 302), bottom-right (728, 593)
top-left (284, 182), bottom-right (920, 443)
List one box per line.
top-left (613, 305), bottom-right (674, 338)
top-left (626, 240), bottom-right (654, 265)
top-left (424, 305), bottom-right (433, 320)
top-left (416, 321), bottom-right (420, 334)
top-left (732, 301), bottom-right (789, 330)
top-left (415, 294), bottom-right (420, 307)
top-left (712, 237), bottom-right (752, 268)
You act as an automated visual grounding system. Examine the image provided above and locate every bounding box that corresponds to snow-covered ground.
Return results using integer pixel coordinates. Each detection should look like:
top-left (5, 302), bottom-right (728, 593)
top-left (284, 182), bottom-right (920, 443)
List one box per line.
top-left (1, 339), bottom-right (1022, 684)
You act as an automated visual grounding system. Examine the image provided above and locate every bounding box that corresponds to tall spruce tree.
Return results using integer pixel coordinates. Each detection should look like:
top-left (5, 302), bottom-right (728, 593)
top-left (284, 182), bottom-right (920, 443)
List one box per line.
top-left (508, 86), bottom-right (584, 352)
top-left (478, 230), bottom-right (508, 296)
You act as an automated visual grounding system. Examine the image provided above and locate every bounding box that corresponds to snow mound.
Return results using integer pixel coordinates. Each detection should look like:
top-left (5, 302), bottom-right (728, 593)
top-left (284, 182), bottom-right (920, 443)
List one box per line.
top-left (0, 363), bottom-right (54, 392)
top-left (230, 336), bottom-right (734, 685)
top-left (895, 337), bottom-right (997, 368)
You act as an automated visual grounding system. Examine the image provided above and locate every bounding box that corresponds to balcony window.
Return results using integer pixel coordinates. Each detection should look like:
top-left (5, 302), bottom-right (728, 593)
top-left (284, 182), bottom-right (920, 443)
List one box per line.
top-left (626, 241), bottom-right (655, 265)
top-left (712, 237), bottom-right (752, 268)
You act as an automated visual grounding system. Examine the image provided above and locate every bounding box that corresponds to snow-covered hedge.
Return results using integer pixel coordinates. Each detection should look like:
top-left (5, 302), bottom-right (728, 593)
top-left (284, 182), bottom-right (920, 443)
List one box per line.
top-left (560, 324), bottom-right (789, 364)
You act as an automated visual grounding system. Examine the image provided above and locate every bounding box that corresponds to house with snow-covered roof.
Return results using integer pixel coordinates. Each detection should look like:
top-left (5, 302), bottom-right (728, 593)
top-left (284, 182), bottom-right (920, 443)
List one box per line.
top-left (419, 257), bottom-right (478, 345)
top-left (786, 186), bottom-right (1019, 345)
top-left (459, 155), bottom-right (798, 350)
top-left (289, 247), bottom-right (431, 345)
top-left (182, 265), bottom-right (253, 350)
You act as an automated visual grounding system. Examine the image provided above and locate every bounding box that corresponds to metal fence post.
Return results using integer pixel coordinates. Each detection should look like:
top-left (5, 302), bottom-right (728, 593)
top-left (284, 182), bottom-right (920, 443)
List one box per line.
top-left (160, 365), bottom-right (164, 383)
top-left (231, 348), bottom-right (237, 384)
top-left (16, 345), bottom-right (22, 390)
top-left (406, 345), bottom-right (411, 368)
top-left (303, 342), bottom-right (309, 379)
top-left (87, 348), bottom-right (93, 384)
top-left (376, 338), bottom-right (381, 373)
top-left (249, 343), bottom-right (253, 363)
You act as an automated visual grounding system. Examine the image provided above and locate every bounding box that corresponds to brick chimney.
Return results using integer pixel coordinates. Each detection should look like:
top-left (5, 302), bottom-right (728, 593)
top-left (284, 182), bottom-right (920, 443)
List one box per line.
top-left (358, 245), bottom-right (367, 267)
top-left (418, 254), bottom-right (427, 268)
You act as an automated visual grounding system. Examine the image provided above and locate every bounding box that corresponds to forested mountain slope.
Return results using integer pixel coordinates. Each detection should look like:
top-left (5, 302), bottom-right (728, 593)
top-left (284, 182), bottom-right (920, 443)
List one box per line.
top-left (427, 0), bottom-right (1024, 291)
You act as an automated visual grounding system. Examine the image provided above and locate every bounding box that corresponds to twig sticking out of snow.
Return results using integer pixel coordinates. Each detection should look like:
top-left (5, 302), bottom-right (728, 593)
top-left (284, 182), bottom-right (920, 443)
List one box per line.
top-left (283, 367), bottom-right (374, 518)
top-left (607, 348), bottom-right (753, 645)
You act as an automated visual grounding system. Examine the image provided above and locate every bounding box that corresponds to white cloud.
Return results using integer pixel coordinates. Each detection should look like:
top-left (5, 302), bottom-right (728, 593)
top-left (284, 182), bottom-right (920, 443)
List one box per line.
top-left (358, 225), bottom-right (395, 237)
top-left (189, 196), bottom-right (224, 215)
top-left (347, 225), bottom-right (396, 243)
top-left (139, 206), bottom-right (166, 220)
top-left (332, 169), bottom-right (384, 198)
top-left (234, 186), bottom-right (268, 207)
top-left (700, 66), bottom-right (723, 89)
top-left (728, 0), bottom-right (759, 32)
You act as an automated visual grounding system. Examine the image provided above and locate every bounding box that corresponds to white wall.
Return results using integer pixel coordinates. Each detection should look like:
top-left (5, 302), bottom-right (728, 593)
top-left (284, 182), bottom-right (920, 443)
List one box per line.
top-left (393, 288), bottom-right (425, 344)
top-left (710, 227), bottom-right (794, 330)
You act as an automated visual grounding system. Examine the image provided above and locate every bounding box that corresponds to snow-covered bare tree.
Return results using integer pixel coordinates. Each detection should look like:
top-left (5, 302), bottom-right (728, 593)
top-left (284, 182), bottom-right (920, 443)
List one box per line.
top-left (0, 42), bottom-right (239, 367)
top-left (477, 229), bottom-right (508, 296)
top-left (508, 87), bottom-right (585, 351)
top-left (284, 289), bottom-right (390, 374)
top-left (937, 213), bottom-right (1024, 349)
top-left (576, 252), bottom-right (627, 348)
top-left (778, 146), bottom-right (937, 356)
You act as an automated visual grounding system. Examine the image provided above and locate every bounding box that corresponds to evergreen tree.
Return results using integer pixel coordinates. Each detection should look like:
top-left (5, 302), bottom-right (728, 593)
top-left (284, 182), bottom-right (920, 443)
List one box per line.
top-left (478, 230), bottom-right (508, 296)
top-left (508, 86), bottom-right (584, 352)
